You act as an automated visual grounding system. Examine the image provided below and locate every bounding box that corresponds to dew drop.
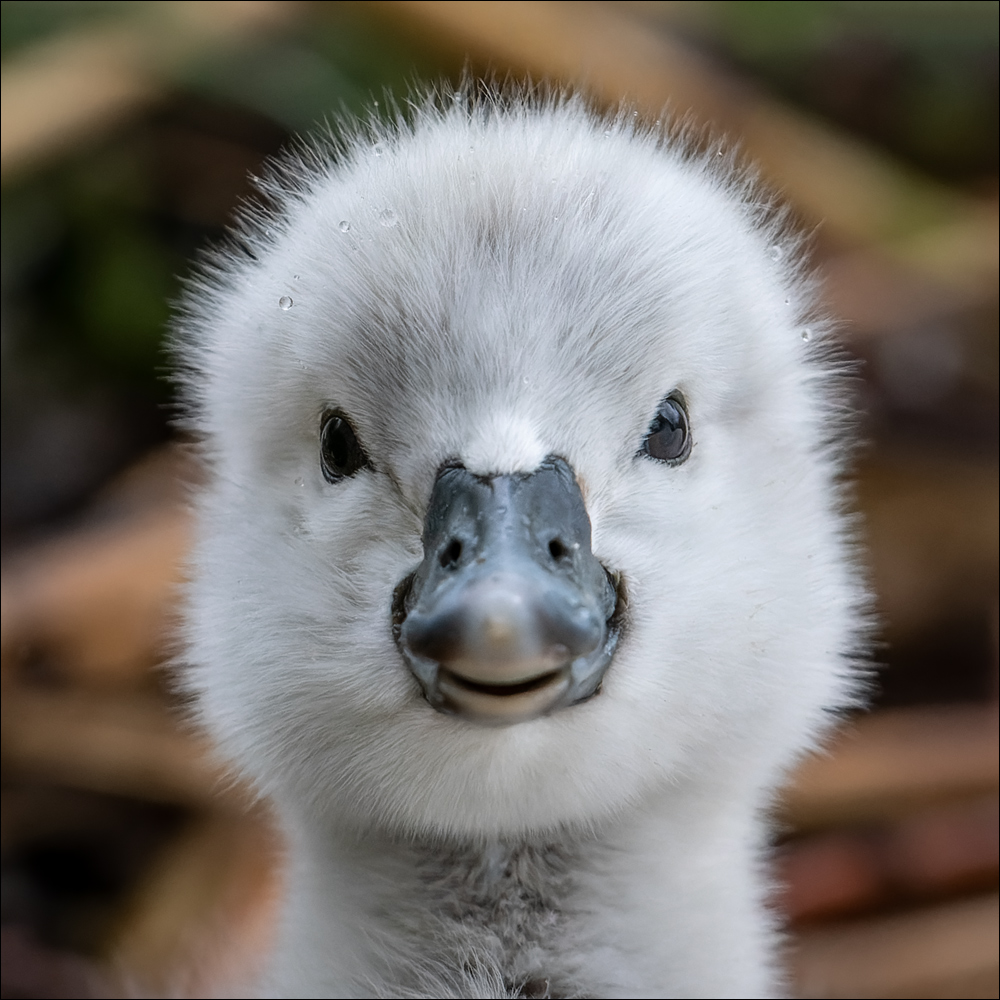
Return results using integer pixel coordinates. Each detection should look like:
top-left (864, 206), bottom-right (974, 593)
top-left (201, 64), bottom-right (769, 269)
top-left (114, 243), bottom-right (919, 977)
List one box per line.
top-left (373, 142), bottom-right (384, 157)
top-left (603, 129), bottom-right (612, 138)
top-left (452, 91), bottom-right (462, 103)
top-left (801, 328), bottom-right (812, 342)
top-left (784, 297), bottom-right (791, 306)
top-left (294, 477), bottom-right (305, 487)
top-left (279, 296), bottom-right (293, 310)
top-left (379, 208), bottom-right (398, 228)
top-left (338, 220), bottom-right (351, 232)
top-left (769, 245), bottom-right (784, 262)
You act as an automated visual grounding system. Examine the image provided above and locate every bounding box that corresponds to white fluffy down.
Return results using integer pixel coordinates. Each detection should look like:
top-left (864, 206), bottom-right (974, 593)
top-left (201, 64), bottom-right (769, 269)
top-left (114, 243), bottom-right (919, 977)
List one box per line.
top-left (177, 91), bottom-right (867, 999)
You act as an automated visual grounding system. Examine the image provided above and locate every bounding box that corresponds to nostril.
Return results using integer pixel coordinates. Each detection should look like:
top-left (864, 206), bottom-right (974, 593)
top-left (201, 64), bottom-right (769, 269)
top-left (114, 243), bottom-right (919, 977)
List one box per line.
top-left (548, 538), bottom-right (567, 561)
top-left (440, 538), bottom-right (463, 568)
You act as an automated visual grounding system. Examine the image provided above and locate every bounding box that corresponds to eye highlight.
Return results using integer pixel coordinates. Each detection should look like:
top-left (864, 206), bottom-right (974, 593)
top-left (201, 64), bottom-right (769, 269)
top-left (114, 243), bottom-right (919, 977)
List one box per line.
top-left (640, 394), bottom-right (691, 464)
top-left (320, 411), bottom-right (369, 482)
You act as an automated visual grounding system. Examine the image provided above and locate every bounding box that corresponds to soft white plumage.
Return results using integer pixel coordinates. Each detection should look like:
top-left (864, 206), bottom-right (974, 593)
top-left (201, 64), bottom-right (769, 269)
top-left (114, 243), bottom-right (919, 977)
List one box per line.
top-left (177, 90), bottom-right (866, 999)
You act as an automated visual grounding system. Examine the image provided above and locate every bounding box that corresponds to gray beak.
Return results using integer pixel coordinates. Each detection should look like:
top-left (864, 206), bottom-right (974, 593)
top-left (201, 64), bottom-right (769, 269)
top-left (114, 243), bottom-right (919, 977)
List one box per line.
top-left (394, 456), bottom-right (621, 724)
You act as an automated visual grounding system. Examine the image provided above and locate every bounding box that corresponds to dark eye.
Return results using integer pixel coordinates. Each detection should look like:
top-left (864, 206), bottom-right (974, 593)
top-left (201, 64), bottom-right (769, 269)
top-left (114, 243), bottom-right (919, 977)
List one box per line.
top-left (320, 411), bottom-right (369, 482)
top-left (640, 394), bottom-right (691, 464)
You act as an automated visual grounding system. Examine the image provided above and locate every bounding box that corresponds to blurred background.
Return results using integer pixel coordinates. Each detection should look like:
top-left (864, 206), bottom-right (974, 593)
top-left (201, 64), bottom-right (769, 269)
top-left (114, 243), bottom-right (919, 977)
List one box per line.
top-left (1, 2), bottom-right (996, 997)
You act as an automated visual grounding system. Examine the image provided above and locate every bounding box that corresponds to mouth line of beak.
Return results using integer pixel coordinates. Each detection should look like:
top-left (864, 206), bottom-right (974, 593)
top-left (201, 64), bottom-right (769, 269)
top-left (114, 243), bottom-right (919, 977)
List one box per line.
top-left (439, 666), bottom-right (566, 698)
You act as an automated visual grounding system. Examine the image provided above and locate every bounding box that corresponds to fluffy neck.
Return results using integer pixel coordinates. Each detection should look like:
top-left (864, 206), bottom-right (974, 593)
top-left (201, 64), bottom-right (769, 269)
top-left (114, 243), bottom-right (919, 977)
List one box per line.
top-left (262, 786), bottom-right (782, 999)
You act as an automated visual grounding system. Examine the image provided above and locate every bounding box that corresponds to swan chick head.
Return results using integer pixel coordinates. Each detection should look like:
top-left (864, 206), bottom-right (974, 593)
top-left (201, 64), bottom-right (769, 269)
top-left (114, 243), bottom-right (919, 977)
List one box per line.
top-left (178, 92), bottom-right (865, 838)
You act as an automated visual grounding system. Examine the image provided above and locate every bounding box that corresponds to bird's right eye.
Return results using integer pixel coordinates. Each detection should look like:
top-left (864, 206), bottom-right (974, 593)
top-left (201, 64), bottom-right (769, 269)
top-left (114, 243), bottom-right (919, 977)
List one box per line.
top-left (320, 411), bottom-right (369, 482)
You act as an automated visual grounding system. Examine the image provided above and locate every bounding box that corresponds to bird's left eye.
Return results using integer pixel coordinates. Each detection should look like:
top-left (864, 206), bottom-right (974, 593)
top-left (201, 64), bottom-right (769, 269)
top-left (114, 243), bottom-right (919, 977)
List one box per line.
top-left (320, 411), bottom-right (369, 482)
top-left (640, 394), bottom-right (691, 464)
